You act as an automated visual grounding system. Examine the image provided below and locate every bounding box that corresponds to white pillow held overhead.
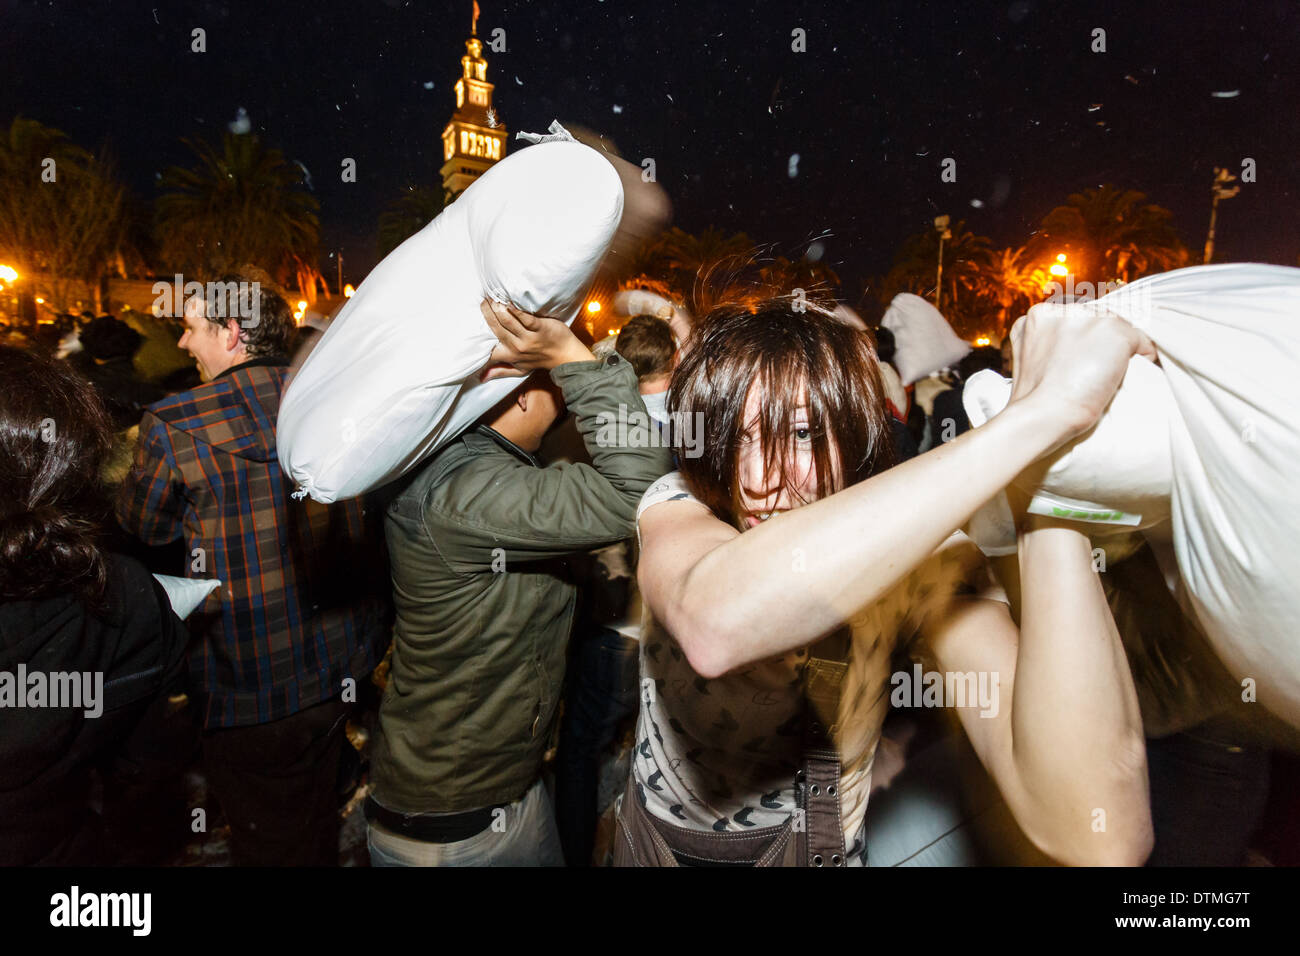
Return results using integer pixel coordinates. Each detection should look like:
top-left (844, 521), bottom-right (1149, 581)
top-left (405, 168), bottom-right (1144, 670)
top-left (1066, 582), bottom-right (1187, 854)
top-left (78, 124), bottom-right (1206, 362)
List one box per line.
top-left (277, 127), bottom-right (625, 504)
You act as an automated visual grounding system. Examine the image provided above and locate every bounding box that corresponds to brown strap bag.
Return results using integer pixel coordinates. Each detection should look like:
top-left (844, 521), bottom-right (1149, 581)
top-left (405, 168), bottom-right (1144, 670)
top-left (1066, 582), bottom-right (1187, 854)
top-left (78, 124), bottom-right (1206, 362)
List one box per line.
top-left (614, 628), bottom-right (853, 867)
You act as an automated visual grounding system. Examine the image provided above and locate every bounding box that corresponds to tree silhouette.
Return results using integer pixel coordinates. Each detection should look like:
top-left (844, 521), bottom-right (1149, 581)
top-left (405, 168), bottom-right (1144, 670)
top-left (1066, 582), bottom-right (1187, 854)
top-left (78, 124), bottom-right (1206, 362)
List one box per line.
top-left (155, 132), bottom-right (322, 300)
top-left (1032, 185), bottom-right (1188, 285)
top-left (377, 184), bottom-right (451, 258)
top-left (0, 116), bottom-right (134, 313)
top-left (977, 246), bottom-right (1049, 339)
top-left (879, 219), bottom-right (994, 337)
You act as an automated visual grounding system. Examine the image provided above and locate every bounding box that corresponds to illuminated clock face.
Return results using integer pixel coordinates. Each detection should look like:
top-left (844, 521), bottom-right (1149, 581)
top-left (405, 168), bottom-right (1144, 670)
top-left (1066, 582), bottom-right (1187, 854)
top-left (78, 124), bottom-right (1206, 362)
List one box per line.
top-left (458, 129), bottom-right (502, 161)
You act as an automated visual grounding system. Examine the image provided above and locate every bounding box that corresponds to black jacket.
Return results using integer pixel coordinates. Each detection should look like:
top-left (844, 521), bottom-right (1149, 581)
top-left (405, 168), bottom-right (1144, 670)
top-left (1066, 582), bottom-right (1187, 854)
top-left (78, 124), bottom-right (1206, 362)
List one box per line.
top-left (0, 554), bottom-right (189, 865)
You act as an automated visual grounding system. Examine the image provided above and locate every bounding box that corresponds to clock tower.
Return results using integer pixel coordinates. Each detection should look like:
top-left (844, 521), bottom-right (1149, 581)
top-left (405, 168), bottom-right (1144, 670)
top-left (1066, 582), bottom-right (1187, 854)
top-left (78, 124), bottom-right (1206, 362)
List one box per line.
top-left (440, 7), bottom-right (507, 195)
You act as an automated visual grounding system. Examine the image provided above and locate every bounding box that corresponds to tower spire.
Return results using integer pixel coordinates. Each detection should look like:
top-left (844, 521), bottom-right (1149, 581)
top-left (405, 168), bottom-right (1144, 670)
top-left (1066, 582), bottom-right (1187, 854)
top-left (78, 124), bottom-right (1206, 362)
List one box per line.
top-left (440, 3), bottom-right (506, 195)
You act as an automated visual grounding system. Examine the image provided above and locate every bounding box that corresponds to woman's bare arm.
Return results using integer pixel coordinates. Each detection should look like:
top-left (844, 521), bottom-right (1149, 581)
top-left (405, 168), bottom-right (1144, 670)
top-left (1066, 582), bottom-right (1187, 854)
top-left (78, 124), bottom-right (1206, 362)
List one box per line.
top-left (640, 398), bottom-right (1068, 677)
top-left (923, 519), bottom-right (1151, 866)
top-left (637, 304), bottom-right (1155, 678)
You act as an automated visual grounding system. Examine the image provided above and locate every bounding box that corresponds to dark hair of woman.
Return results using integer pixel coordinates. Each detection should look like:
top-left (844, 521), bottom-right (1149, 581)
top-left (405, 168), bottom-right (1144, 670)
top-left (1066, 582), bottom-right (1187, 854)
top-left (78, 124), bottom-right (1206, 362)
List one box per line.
top-left (668, 298), bottom-right (895, 525)
top-left (0, 346), bottom-right (113, 605)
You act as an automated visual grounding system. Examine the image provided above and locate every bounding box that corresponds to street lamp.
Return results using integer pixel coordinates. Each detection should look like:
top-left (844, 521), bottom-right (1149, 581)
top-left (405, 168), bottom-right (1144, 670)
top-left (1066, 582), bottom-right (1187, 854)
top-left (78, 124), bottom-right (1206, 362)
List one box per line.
top-left (933, 215), bottom-right (952, 311)
top-left (0, 265), bottom-right (18, 323)
top-left (1203, 167), bottom-right (1240, 264)
top-left (584, 299), bottom-right (601, 337)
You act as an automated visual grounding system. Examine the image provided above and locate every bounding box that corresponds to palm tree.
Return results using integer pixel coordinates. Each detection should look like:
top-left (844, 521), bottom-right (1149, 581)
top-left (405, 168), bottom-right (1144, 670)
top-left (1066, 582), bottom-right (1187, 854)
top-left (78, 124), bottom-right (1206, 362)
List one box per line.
top-left (879, 219), bottom-right (993, 336)
top-left (155, 132), bottom-right (322, 300)
top-left (1033, 185), bottom-right (1188, 286)
top-left (978, 246), bottom-right (1049, 339)
top-left (615, 227), bottom-right (756, 317)
top-left (0, 117), bottom-right (133, 314)
top-left (377, 185), bottom-right (451, 258)
top-left (755, 255), bottom-right (842, 307)
top-left (657, 227), bottom-right (754, 286)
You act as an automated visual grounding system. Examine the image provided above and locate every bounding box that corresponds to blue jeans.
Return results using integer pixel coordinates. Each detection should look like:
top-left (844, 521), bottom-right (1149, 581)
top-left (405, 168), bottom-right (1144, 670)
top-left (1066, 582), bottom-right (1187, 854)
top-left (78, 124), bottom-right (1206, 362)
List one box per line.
top-left (366, 779), bottom-right (564, 867)
top-left (555, 626), bottom-right (640, 866)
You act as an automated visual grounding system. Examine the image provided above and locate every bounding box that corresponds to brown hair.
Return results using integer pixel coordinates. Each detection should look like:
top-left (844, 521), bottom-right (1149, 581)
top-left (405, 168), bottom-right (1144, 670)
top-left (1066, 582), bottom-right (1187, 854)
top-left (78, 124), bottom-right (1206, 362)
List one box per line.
top-left (201, 273), bottom-right (294, 359)
top-left (669, 298), bottom-right (895, 525)
top-left (615, 315), bottom-right (676, 380)
top-left (0, 346), bottom-right (113, 604)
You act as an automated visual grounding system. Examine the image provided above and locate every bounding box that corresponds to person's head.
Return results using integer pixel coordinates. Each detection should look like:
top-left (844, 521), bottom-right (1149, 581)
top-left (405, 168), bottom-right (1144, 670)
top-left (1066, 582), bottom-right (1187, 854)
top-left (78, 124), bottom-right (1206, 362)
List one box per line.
top-left (177, 274), bottom-right (293, 380)
top-left (484, 374), bottom-right (566, 453)
top-left (79, 315), bottom-right (143, 362)
top-left (872, 326), bottom-right (896, 365)
top-left (669, 298), bottom-right (895, 530)
top-left (615, 315), bottom-right (676, 393)
top-left (0, 346), bottom-right (113, 604)
top-left (958, 345), bottom-right (1004, 382)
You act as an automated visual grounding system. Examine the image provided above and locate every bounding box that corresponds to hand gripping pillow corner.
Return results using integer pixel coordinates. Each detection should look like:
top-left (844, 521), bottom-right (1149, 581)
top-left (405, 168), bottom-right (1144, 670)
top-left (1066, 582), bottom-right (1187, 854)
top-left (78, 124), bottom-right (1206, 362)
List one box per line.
top-left (964, 264), bottom-right (1300, 727)
top-left (276, 140), bottom-right (624, 504)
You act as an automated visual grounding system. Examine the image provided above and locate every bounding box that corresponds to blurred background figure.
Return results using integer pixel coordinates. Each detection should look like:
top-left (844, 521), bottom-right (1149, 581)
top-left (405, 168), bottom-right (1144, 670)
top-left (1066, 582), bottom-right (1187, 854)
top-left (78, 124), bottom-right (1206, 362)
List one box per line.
top-left (929, 346), bottom-right (1005, 446)
top-left (871, 325), bottom-right (909, 424)
top-left (77, 315), bottom-right (164, 431)
top-left (554, 313), bottom-right (677, 866)
top-left (613, 315), bottom-right (675, 429)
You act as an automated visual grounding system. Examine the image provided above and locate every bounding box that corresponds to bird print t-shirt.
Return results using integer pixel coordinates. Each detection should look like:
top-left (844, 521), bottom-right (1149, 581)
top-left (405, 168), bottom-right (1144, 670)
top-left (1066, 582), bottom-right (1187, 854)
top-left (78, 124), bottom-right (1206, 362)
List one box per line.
top-left (630, 472), bottom-right (993, 861)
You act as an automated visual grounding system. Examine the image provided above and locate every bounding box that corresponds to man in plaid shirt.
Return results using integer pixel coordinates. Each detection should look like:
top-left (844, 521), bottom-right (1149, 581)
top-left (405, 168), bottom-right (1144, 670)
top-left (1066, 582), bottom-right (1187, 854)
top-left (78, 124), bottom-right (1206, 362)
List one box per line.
top-left (118, 277), bottom-right (388, 865)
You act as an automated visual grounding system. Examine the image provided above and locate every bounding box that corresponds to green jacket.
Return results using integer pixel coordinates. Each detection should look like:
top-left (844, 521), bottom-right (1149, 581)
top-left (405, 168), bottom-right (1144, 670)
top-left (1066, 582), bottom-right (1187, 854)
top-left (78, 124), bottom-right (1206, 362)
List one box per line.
top-left (372, 354), bottom-right (671, 813)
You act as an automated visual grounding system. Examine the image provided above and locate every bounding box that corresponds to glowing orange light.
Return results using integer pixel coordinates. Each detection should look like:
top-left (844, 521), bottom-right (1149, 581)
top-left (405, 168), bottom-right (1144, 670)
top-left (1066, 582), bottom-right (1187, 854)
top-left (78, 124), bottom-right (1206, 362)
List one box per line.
top-left (343, 284), bottom-right (355, 298)
top-left (974, 336), bottom-right (991, 346)
top-left (586, 300), bottom-right (601, 314)
top-left (296, 300), bottom-right (308, 312)
top-left (1050, 253), bottom-right (1069, 277)
top-left (0, 265), bottom-right (18, 283)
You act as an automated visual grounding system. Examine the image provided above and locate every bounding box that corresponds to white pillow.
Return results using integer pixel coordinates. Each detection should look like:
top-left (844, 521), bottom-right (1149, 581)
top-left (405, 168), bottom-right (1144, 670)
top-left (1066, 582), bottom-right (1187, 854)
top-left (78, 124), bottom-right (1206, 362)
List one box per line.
top-left (277, 133), bottom-right (624, 503)
top-left (964, 264), bottom-right (1300, 727)
top-left (964, 355), bottom-right (1176, 531)
top-left (881, 292), bottom-right (971, 386)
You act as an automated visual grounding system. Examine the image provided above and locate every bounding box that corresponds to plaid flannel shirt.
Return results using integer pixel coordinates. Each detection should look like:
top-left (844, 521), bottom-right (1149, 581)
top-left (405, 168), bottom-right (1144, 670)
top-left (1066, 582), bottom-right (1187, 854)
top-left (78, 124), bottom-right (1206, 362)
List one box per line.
top-left (117, 358), bottom-right (387, 729)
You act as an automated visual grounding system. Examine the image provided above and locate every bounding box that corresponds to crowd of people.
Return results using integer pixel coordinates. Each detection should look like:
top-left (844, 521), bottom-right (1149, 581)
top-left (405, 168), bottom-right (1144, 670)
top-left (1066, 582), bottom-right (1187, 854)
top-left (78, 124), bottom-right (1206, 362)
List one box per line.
top-left (0, 267), bottom-right (1293, 867)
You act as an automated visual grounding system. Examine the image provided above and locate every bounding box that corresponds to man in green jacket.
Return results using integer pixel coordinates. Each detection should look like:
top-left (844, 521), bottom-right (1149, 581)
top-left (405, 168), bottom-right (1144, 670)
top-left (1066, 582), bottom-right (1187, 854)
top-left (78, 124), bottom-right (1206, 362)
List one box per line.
top-left (366, 300), bottom-right (672, 866)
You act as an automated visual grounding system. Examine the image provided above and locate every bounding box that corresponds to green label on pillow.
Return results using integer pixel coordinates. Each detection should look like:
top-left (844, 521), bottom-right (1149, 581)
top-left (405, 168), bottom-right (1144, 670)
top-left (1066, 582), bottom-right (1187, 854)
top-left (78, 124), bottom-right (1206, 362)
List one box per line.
top-left (1027, 492), bottom-right (1142, 526)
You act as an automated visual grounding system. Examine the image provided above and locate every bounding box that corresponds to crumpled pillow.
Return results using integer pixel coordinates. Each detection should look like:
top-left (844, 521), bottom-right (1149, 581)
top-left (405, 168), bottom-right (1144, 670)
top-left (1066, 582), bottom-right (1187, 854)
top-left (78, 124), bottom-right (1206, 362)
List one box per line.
top-left (881, 293), bottom-right (971, 386)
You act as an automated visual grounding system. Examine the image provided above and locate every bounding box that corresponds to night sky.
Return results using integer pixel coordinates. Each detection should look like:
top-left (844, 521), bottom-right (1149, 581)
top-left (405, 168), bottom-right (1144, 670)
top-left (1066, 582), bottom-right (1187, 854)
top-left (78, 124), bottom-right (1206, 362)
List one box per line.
top-left (4, 0), bottom-right (1297, 302)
